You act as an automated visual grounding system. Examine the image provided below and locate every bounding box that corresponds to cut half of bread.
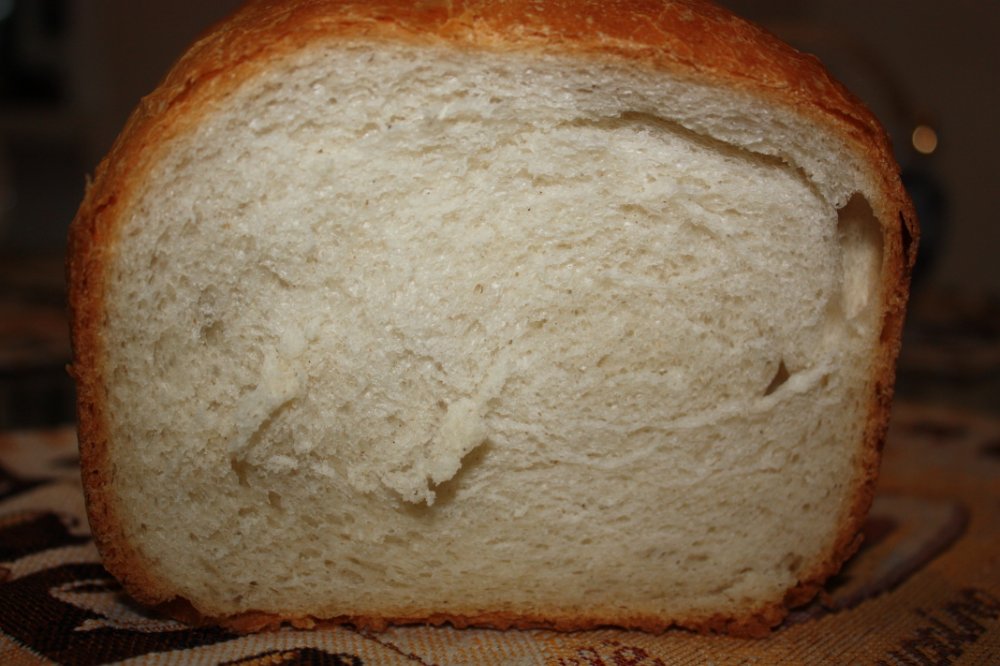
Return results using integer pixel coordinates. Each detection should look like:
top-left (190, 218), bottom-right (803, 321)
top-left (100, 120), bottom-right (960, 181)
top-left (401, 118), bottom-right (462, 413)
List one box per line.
top-left (68, 0), bottom-right (917, 637)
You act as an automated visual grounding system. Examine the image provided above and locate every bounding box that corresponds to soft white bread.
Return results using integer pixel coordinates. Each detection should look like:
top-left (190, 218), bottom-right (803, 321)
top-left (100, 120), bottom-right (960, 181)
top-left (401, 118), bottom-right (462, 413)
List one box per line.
top-left (68, 0), bottom-right (917, 636)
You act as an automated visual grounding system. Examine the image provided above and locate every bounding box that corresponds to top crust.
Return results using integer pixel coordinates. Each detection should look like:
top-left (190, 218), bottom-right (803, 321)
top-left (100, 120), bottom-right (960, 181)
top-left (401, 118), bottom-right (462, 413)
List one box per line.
top-left (67, 0), bottom-right (918, 636)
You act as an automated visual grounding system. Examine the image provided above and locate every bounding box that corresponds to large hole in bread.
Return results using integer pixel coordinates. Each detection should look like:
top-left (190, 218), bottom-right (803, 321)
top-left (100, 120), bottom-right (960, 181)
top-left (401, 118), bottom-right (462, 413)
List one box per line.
top-left (837, 194), bottom-right (883, 321)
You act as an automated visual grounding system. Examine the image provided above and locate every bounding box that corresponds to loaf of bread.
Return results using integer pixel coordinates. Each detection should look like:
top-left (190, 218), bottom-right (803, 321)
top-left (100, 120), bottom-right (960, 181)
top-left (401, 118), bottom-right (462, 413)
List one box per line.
top-left (68, 0), bottom-right (917, 636)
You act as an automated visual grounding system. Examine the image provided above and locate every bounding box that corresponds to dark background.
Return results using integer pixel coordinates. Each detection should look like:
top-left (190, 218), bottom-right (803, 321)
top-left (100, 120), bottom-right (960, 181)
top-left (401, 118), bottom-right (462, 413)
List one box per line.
top-left (1, 1), bottom-right (997, 427)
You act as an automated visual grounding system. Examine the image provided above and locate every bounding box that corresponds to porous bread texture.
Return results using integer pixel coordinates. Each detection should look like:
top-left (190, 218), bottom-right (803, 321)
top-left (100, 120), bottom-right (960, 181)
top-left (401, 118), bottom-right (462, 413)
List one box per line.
top-left (99, 43), bottom-right (886, 629)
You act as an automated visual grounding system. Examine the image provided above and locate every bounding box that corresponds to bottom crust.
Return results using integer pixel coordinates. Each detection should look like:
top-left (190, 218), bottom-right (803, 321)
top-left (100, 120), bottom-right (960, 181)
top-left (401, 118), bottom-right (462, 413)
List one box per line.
top-left (156, 568), bottom-right (850, 639)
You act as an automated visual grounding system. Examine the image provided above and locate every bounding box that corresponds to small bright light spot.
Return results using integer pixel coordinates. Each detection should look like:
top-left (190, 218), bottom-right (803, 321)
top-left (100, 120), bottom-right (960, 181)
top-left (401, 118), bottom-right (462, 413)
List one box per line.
top-left (912, 124), bottom-right (938, 155)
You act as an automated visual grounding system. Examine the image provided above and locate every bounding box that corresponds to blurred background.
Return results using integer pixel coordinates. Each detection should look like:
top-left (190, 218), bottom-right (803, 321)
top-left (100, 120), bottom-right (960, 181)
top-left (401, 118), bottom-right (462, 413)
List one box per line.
top-left (0, 0), bottom-right (997, 428)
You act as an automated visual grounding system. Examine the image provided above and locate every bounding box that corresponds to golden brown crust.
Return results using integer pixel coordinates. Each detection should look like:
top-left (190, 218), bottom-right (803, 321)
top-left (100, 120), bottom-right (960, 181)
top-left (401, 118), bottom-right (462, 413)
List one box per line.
top-left (163, 600), bottom-right (789, 638)
top-left (68, 0), bottom-right (918, 636)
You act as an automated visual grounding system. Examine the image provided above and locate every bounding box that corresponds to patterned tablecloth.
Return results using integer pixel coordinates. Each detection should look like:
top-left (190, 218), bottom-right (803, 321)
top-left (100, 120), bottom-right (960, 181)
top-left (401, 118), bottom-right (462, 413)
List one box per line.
top-left (0, 402), bottom-right (997, 665)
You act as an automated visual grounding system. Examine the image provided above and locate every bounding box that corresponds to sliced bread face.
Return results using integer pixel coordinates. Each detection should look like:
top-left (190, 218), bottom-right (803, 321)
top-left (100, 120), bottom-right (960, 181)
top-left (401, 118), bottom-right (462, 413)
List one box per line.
top-left (70, 1), bottom-right (916, 636)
